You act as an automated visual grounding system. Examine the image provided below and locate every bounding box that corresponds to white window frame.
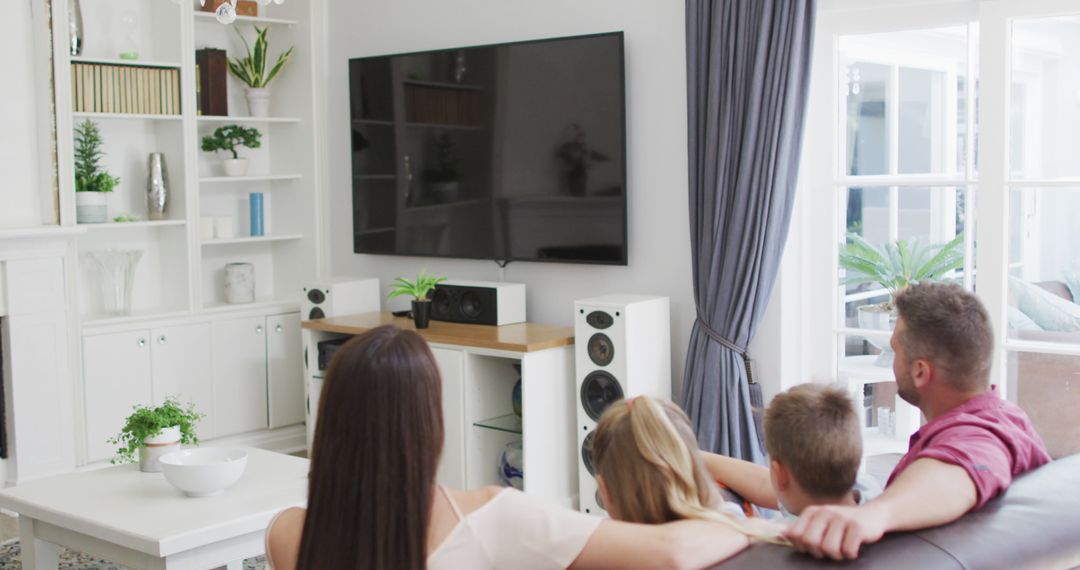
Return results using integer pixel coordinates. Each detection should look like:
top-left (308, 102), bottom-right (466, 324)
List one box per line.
top-left (801, 0), bottom-right (1080, 401)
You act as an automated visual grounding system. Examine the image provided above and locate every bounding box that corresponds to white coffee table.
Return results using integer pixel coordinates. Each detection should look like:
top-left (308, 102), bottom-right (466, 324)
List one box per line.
top-left (0, 447), bottom-right (307, 570)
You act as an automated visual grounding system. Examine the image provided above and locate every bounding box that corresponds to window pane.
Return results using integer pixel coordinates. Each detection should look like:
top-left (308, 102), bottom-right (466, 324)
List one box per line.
top-left (1006, 187), bottom-right (1080, 342)
top-left (1008, 351), bottom-right (1080, 458)
top-left (841, 186), bottom-right (971, 329)
top-left (839, 27), bottom-right (971, 176)
top-left (1011, 16), bottom-right (1080, 179)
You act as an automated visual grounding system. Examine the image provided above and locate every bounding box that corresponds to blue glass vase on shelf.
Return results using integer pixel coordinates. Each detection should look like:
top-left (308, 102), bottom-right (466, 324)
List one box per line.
top-left (511, 363), bottom-right (522, 418)
top-left (498, 441), bottom-right (523, 490)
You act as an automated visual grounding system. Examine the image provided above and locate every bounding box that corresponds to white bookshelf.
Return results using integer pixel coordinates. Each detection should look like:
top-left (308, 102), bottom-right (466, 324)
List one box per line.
top-left (53, 0), bottom-right (322, 325)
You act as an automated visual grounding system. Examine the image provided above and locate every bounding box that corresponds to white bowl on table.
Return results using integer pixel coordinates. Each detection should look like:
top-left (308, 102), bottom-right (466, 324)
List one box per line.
top-left (159, 448), bottom-right (248, 497)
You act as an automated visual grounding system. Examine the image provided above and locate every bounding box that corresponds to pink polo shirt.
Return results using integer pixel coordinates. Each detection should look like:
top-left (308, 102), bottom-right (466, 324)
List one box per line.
top-left (888, 391), bottom-right (1050, 510)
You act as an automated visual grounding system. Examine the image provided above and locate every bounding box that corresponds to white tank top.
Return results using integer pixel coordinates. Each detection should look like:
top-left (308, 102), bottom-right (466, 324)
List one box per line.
top-left (428, 485), bottom-right (602, 569)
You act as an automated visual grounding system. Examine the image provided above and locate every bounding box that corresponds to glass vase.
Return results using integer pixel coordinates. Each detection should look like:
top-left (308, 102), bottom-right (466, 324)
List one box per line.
top-left (88, 250), bottom-right (143, 315)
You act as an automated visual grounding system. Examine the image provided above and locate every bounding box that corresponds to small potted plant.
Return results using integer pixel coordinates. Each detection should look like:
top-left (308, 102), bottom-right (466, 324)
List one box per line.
top-left (228, 25), bottom-right (294, 117)
top-left (108, 398), bottom-right (204, 472)
top-left (74, 119), bottom-right (121, 223)
top-left (423, 133), bottom-right (462, 204)
top-left (388, 270), bottom-right (446, 329)
top-left (555, 123), bottom-right (609, 197)
top-left (201, 124), bottom-right (262, 176)
top-left (840, 231), bottom-right (965, 364)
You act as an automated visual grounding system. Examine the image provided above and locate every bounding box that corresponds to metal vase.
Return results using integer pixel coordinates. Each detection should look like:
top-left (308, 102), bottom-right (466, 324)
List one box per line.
top-left (146, 153), bottom-right (169, 220)
top-left (68, 0), bottom-right (83, 56)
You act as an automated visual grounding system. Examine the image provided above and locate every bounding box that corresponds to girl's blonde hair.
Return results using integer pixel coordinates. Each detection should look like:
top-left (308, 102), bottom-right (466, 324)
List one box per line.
top-left (592, 396), bottom-right (787, 543)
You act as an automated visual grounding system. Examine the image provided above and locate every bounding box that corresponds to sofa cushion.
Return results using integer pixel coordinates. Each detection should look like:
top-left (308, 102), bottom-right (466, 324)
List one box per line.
top-left (715, 453), bottom-right (1080, 569)
top-left (1063, 267), bottom-right (1080, 304)
top-left (1008, 305), bottom-right (1043, 332)
top-left (1011, 277), bottom-right (1080, 332)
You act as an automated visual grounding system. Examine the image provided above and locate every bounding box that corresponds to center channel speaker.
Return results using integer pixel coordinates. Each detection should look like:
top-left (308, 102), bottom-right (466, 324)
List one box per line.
top-left (431, 281), bottom-right (526, 325)
top-left (302, 278), bottom-right (380, 320)
top-left (574, 294), bottom-right (670, 515)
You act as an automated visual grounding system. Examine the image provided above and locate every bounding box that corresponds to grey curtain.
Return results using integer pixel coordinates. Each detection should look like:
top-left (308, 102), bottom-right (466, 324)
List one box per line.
top-left (681, 0), bottom-right (815, 461)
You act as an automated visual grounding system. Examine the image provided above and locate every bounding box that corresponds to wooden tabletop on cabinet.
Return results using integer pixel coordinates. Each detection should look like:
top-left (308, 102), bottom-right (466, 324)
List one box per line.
top-left (301, 311), bottom-right (575, 353)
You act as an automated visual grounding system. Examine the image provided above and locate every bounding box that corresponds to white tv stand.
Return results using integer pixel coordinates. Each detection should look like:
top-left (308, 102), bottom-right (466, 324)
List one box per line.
top-left (301, 313), bottom-right (577, 506)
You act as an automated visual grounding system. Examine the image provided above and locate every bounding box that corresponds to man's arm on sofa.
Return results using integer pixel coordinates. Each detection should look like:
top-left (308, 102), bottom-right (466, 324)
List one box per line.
top-left (784, 458), bottom-right (976, 560)
top-left (700, 451), bottom-right (779, 510)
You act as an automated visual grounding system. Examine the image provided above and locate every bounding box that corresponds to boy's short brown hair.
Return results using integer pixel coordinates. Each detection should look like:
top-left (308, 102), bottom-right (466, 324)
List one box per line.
top-left (764, 384), bottom-right (862, 498)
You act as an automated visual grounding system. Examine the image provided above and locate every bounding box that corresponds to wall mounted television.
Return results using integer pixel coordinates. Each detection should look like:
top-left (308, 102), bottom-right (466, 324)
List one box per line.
top-left (349, 32), bottom-right (627, 265)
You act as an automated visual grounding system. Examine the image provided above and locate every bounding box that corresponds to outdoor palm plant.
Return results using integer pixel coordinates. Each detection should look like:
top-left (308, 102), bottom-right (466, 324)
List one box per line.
top-left (840, 232), bottom-right (966, 311)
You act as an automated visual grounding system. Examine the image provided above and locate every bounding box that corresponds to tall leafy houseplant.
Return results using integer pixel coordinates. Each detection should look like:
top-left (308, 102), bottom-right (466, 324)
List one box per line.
top-left (107, 398), bottom-right (203, 471)
top-left (228, 25), bottom-right (294, 117)
top-left (73, 120), bottom-right (120, 223)
top-left (201, 124), bottom-right (262, 176)
top-left (555, 123), bottom-right (609, 197)
top-left (840, 232), bottom-right (965, 364)
top-left (388, 271), bottom-right (446, 329)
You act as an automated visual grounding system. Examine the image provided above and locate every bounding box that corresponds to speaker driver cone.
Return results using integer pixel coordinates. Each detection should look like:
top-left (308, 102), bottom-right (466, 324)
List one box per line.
top-left (459, 291), bottom-right (482, 319)
top-left (433, 288), bottom-right (452, 317)
top-left (309, 307), bottom-right (325, 320)
top-left (581, 431), bottom-right (596, 476)
top-left (580, 371), bottom-right (624, 422)
top-left (587, 333), bottom-right (614, 367)
top-left (306, 289), bottom-right (326, 304)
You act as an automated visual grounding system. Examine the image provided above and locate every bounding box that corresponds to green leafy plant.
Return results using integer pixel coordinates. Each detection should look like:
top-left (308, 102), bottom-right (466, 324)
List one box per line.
top-left (113, 214), bottom-right (139, 222)
top-left (107, 398), bottom-right (204, 464)
top-left (387, 270), bottom-right (446, 302)
top-left (201, 125), bottom-right (262, 159)
top-left (74, 120), bottom-right (120, 193)
top-left (227, 25), bottom-right (294, 88)
top-left (840, 232), bottom-right (965, 310)
top-left (423, 133), bottom-right (462, 183)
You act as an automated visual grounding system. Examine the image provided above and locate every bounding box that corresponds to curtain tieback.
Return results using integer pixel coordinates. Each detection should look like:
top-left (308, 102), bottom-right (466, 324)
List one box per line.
top-left (695, 316), bottom-right (757, 385)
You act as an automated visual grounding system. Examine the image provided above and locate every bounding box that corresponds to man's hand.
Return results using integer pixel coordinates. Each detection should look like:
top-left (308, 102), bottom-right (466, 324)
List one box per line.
top-left (783, 503), bottom-right (888, 560)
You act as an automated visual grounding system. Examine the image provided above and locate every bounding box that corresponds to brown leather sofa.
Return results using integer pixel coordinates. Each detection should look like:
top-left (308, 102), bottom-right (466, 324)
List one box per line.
top-left (714, 452), bottom-right (1080, 569)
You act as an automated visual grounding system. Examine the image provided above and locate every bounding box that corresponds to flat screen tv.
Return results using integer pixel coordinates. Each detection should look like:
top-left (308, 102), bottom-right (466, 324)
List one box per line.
top-left (349, 32), bottom-right (627, 265)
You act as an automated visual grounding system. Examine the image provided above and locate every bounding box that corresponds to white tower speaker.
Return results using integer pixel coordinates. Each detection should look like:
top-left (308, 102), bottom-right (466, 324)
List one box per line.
top-left (574, 294), bottom-right (670, 515)
top-left (302, 278), bottom-right (380, 320)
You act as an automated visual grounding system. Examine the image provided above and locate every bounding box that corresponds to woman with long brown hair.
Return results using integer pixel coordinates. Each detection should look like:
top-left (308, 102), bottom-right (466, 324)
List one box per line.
top-left (266, 325), bottom-right (752, 569)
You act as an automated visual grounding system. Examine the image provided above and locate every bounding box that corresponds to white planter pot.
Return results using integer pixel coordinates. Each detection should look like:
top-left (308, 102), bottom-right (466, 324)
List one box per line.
top-left (75, 192), bottom-right (108, 223)
top-left (222, 158), bottom-right (249, 177)
top-left (857, 304), bottom-right (896, 367)
top-left (245, 87), bottom-right (271, 117)
top-left (139, 425), bottom-right (182, 473)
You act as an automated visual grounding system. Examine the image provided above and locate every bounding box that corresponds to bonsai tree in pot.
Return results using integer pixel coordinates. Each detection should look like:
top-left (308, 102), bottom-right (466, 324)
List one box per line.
top-left (840, 231), bottom-right (965, 364)
top-left (73, 120), bottom-right (121, 223)
top-left (201, 124), bottom-right (262, 176)
top-left (227, 25), bottom-right (294, 117)
top-left (108, 397), bottom-right (203, 472)
top-left (555, 123), bottom-right (609, 197)
top-left (388, 270), bottom-right (446, 329)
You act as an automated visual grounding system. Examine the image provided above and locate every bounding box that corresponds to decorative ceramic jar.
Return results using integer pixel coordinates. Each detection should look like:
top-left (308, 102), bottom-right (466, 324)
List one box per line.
top-left (224, 262), bottom-right (255, 304)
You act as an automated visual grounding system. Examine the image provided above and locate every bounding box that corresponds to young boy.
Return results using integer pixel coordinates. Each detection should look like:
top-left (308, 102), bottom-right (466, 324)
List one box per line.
top-left (703, 383), bottom-right (880, 519)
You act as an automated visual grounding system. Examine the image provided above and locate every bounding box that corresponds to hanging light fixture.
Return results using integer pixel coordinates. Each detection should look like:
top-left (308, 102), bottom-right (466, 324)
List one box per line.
top-left (199, 0), bottom-right (285, 25)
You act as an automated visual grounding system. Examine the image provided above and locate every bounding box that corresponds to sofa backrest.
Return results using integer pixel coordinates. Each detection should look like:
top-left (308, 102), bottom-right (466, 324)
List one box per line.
top-left (716, 453), bottom-right (1080, 569)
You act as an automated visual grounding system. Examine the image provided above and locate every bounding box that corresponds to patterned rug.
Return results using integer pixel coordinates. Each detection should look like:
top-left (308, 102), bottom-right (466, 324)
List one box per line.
top-left (0, 538), bottom-right (266, 569)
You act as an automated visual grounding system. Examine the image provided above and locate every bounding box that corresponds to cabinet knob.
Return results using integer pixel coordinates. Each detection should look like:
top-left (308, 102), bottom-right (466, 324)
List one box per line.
top-left (256, 325), bottom-right (264, 334)
top-left (275, 323), bottom-right (283, 333)
top-left (158, 335), bottom-right (167, 345)
top-left (137, 338), bottom-right (146, 347)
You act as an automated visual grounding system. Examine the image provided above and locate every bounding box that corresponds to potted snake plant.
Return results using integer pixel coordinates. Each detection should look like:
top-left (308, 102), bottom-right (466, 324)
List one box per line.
top-left (227, 25), bottom-right (294, 117)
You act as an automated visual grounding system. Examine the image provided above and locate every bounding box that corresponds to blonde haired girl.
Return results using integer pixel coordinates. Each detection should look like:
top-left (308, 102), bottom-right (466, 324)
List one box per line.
top-left (593, 396), bottom-right (786, 543)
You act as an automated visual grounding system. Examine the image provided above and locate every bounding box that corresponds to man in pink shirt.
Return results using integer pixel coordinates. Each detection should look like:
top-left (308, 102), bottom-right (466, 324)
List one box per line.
top-left (785, 282), bottom-right (1050, 560)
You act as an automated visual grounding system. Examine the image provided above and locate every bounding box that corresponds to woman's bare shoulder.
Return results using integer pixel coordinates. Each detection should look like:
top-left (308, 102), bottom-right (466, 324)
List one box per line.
top-left (267, 507), bottom-right (306, 570)
top-left (445, 486), bottom-right (508, 516)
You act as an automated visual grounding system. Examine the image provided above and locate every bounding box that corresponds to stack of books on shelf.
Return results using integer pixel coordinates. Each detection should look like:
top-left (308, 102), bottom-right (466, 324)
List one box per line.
top-left (404, 83), bottom-right (482, 126)
top-left (71, 62), bottom-right (181, 115)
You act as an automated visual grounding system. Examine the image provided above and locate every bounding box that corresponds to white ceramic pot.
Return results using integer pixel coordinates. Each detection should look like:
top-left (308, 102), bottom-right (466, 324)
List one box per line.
top-left (222, 158), bottom-right (249, 177)
top-left (159, 447), bottom-right (248, 497)
top-left (75, 192), bottom-right (108, 223)
top-left (245, 87), bottom-right (271, 117)
top-left (139, 425), bottom-right (181, 473)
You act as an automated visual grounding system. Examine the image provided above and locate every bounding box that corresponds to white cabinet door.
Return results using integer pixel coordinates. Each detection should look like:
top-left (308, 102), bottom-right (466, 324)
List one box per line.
top-left (431, 347), bottom-right (465, 489)
top-left (267, 313), bottom-right (304, 429)
top-left (83, 330), bottom-right (152, 463)
top-left (151, 323), bottom-right (214, 439)
top-left (211, 316), bottom-right (268, 437)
